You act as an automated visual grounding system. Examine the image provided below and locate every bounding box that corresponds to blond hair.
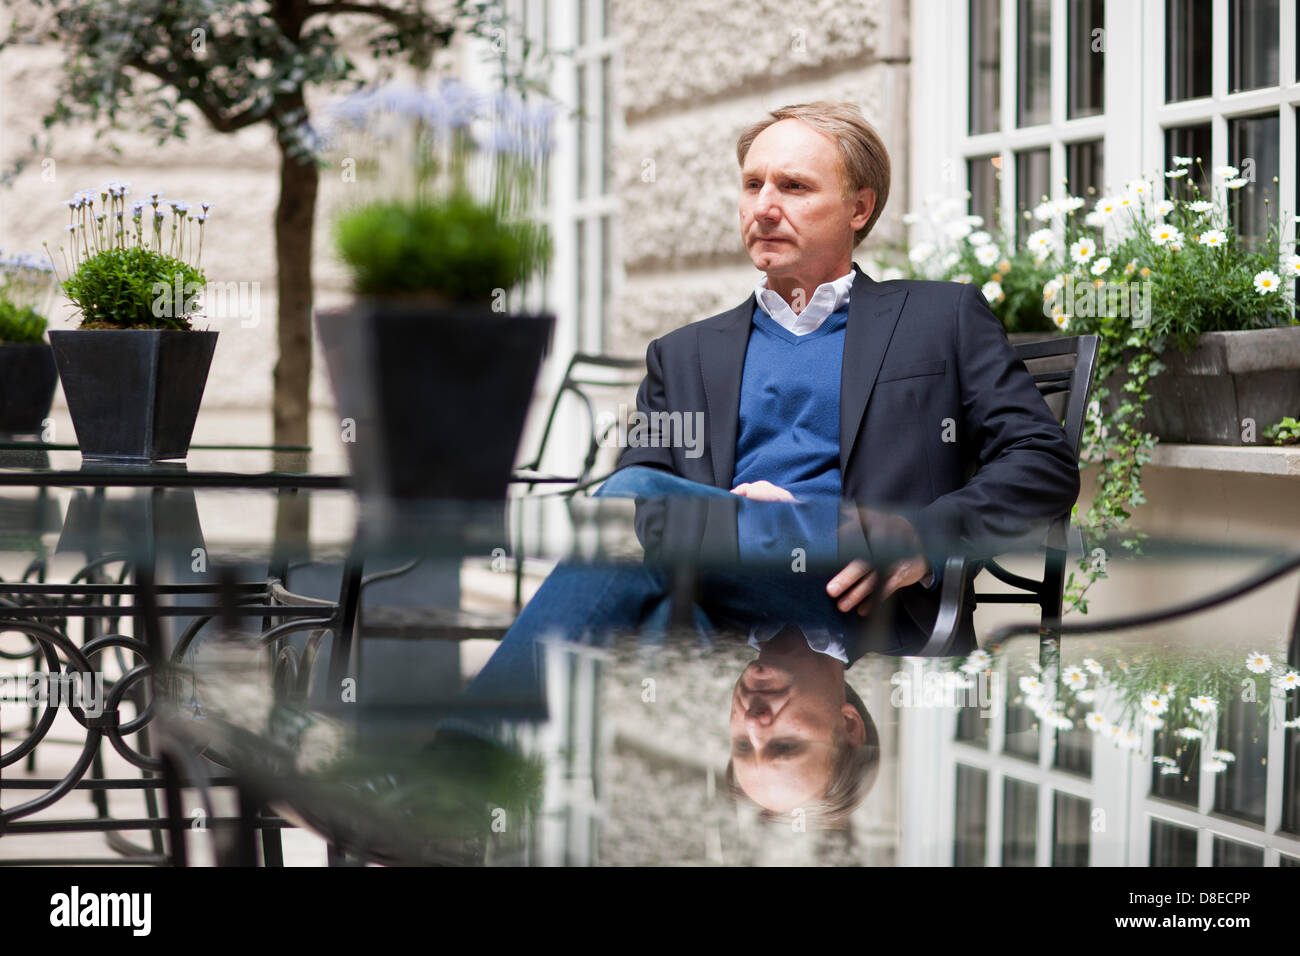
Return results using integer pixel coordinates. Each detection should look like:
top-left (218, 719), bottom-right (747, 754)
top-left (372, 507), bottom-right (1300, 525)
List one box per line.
top-left (735, 101), bottom-right (891, 247)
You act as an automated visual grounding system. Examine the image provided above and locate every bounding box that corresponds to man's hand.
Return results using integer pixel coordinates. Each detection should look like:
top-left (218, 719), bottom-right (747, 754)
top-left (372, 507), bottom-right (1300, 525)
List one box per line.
top-left (827, 509), bottom-right (932, 615)
top-left (730, 480), bottom-right (796, 502)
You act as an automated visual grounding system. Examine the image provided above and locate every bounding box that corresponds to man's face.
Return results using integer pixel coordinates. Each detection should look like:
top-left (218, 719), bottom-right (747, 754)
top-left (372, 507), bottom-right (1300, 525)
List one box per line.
top-left (729, 627), bottom-right (866, 813)
top-left (738, 118), bottom-right (875, 281)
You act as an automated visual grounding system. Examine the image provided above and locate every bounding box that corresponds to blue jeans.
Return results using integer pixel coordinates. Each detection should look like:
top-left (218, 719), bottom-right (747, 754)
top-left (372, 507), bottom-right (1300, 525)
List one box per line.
top-left (465, 467), bottom-right (856, 703)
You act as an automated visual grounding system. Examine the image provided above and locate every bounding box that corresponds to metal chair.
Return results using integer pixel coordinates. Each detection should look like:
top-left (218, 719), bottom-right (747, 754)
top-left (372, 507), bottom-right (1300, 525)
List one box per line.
top-left (922, 334), bottom-right (1100, 659)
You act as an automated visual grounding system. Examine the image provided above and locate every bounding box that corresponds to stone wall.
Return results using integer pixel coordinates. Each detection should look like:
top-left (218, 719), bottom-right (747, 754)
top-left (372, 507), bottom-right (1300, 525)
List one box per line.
top-left (608, 0), bottom-right (910, 357)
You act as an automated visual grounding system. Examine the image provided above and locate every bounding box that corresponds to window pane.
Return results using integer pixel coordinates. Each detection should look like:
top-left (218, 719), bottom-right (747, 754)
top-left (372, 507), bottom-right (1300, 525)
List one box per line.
top-left (1068, 0), bottom-right (1105, 118)
top-left (1213, 692), bottom-right (1270, 825)
top-left (1165, 123), bottom-right (1212, 198)
top-left (1018, 0), bottom-right (1052, 127)
top-left (1053, 791), bottom-right (1090, 866)
top-left (1002, 778), bottom-right (1038, 865)
top-left (1066, 139), bottom-right (1104, 202)
top-left (600, 214), bottom-right (612, 346)
top-left (576, 63), bottom-right (588, 200)
top-left (968, 154), bottom-right (1001, 232)
top-left (600, 56), bottom-right (613, 194)
top-left (1281, 854), bottom-right (1300, 866)
top-left (1212, 837), bottom-right (1265, 866)
top-left (1151, 724), bottom-right (1200, 806)
top-left (970, 0), bottom-right (1002, 134)
top-left (1228, 112), bottom-right (1280, 243)
top-left (1230, 0), bottom-right (1280, 92)
top-left (575, 218), bottom-right (586, 343)
top-left (1015, 148), bottom-right (1051, 245)
top-left (954, 764), bottom-right (988, 866)
top-left (1166, 0), bottom-right (1213, 102)
top-left (1150, 818), bottom-right (1198, 865)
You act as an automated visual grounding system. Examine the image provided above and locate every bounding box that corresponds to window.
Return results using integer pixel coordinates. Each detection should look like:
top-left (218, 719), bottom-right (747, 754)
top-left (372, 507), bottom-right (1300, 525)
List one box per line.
top-left (1002, 777), bottom-right (1038, 865)
top-left (1229, 0), bottom-right (1280, 92)
top-left (1228, 112), bottom-right (1281, 242)
top-left (1015, 148), bottom-right (1051, 244)
top-left (970, 0), bottom-right (1001, 134)
top-left (954, 764), bottom-right (989, 865)
top-left (1166, 0), bottom-right (1213, 102)
top-left (1053, 791), bottom-right (1091, 865)
top-left (1068, 0), bottom-right (1105, 118)
top-left (1017, 0), bottom-right (1052, 127)
top-left (1066, 139), bottom-right (1105, 201)
top-left (968, 154), bottom-right (1001, 231)
top-left (1213, 836), bottom-right (1265, 866)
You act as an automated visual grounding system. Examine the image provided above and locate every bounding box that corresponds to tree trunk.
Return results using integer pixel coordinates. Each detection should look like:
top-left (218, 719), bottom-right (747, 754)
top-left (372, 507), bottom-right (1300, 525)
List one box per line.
top-left (273, 140), bottom-right (319, 448)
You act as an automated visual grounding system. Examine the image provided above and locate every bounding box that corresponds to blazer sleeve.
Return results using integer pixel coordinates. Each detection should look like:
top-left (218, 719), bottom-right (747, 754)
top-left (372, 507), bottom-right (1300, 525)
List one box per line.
top-left (911, 282), bottom-right (1081, 558)
top-left (613, 336), bottom-right (680, 476)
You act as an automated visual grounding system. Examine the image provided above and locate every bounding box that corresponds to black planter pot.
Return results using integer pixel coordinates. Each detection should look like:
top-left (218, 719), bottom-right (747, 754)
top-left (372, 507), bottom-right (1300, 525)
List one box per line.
top-left (0, 342), bottom-right (58, 436)
top-left (316, 301), bottom-right (555, 501)
top-left (48, 329), bottom-right (218, 460)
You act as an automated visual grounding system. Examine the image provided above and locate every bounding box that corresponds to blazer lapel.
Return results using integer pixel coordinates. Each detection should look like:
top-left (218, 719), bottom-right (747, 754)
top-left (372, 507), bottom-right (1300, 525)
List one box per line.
top-left (839, 264), bottom-right (908, 477)
top-left (699, 296), bottom-right (755, 488)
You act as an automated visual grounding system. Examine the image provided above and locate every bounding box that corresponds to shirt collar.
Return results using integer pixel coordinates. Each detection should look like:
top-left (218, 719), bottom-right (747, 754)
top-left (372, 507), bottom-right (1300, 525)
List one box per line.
top-left (753, 268), bottom-right (856, 334)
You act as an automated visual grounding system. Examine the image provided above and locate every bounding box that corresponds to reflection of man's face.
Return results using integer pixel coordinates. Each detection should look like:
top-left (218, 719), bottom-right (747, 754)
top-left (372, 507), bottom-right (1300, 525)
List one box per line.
top-left (729, 627), bottom-right (866, 813)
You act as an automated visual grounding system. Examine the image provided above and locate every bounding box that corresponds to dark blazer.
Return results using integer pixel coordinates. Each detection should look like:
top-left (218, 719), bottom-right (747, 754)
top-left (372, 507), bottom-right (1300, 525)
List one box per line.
top-left (612, 262), bottom-right (1081, 657)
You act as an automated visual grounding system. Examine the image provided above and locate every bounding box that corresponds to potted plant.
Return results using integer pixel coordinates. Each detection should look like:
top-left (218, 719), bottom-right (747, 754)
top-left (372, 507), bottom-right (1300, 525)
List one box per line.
top-left (45, 183), bottom-right (218, 460)
top-left (0, 251), bottom-right (59, 436)
top-left (316, 80), bottom-right (556, 502)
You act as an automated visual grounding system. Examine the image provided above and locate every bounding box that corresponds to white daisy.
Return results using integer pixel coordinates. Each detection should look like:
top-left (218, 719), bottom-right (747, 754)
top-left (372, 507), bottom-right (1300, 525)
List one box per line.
top-left (1048, 712), bottom-right (1075, 731)
top-left (975, 243), bottom-right (1001, 267)
top-left (981, 280), bottom-right (1005, 304)
top-left (1199, 229), bottom-right (1227, 247)
top-left (1253, 271), bottom-right (1281, 294)
top-left (1083, 658), bottom-right (1103, 675)
top-left (1052, 312), bottom-right (1071, 330)
top-left (908, 243), bottom-right (935, 264)
top-left (1188, 200), bottom-right (1215, 213)
top-left (1076, 689), bottom-right (1096, 704)
top-left (1149, 223), bottom-right (1183, 245)
top-left (1246, 651), bottom-right (1273, 673)
top-left (1070, 237), bottom-right (1095, 264)
top-left (968, 230), bottom-right (993, 246)
top-left (1085, 712), bottom-right (1107, 732)
top-left (945, 219), bottom-right (974, 241)
top-left (1144, 714), bottom-right (1166, 730)
top-left (1141, 693), bottom-right (1169, 716)
top-left (1189, 695), bottom-right (1216, 714)
top-left (1211, 749), bottom-right (1236, 763)
top-left (1165, 168), bottom-right (1189, 178)
top-left (1204, 758), bottom-right (1229, 773)
top-left (1224, 177), bottom-right (1250, 190)
top-left (1026, 228), bottom-right (1057, 257)
top-left (1062, 666), bottom-right (1088, 691)
top-left (1090, 256), bottom-right (1111, 276)
top-left (960, 649), bottom-right (992, 673)
top-left (1176, 726), bottom-right (1204, 740)
top-left (1156, 199), bottom-right (1175, 215)
top-left (1019, 675), bottom-right (1044, 697)
top-left (1159, 764), bottom-right (1183, 775)
top-left (1154, 756), bottom-right (1178, 767)
top-left (1172, 155), bottom-right (1193, 166)
top-left (1093, 196), bottom-right (1119, 216)
top-left (1215, 165), bottom-right (1239, 179)
top-left (1271, 670), bottom-right (1299, 692)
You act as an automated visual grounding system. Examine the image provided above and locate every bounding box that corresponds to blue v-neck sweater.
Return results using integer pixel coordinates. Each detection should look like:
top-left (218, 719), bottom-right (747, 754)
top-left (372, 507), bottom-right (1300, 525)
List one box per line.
top-left (732, 302), bottom-right (848, 564)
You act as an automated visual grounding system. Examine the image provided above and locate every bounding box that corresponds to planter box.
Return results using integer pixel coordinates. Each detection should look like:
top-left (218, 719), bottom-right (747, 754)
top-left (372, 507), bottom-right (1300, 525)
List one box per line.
top-left (0, 342), bottom-right (58, 436)
top-left (48, 329), bottom-right (218, 460)
top-left (1102, 326), bottom-right (1300, 445)
top-left (316, 302), bottom-right (554, 501)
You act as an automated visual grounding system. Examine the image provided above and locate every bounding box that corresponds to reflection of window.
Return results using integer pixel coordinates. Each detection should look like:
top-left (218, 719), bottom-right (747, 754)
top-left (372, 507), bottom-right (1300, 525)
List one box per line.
top-left (1002, 778), bottom-right (1038, 865)
top-left (1004, 693), bottom-right (1039, 761)
top-left (1281, 690), bottom-right (1299, 835)
top-left (1067, 0), bottom-right (1105, 119)
top-left (954, 764), bottom-right (988, 866)
top-left (1166, 0), bottom-right (1213, 102)
top-left (1213, 836), bottom-right (1265, 866)
top-left (1213, 695), bottom-right (1269, 825)
top-left (1015, 148), bottom-right (1050, 244)
top-left (967, 155), bottom-right (1001, 232)
top-left (1017, 0), bottom-right (1052, 127)
top-left (1065, 139), bottom-right (1104, 201)
top-left (1150, 726), bottom-right (1199, 807)
top-left (1053, 791), bottom-right (1091, 866)
top-left (1150, 818), bottom-right (1198, 865)
top-left (1228, 113), bottom-right (1281, 243)
top-left (1053, 721), bottom-right (1092, 776)
top-left (1229, 0), bottom-right (1279, 93)
top-left (956, 700), bottom-right (990, 747)
top-left (969, 0), bottom-right (1001, 134)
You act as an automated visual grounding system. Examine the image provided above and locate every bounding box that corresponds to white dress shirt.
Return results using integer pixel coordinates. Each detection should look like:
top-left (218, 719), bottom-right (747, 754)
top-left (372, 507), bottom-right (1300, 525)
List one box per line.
top-left (753, 268), bottom-right (856, 335)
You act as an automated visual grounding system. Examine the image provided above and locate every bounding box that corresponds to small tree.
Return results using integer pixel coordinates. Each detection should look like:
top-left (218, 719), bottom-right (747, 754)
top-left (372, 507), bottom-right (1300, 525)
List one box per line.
top-left (1, 0), bottom-right (531, 446)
